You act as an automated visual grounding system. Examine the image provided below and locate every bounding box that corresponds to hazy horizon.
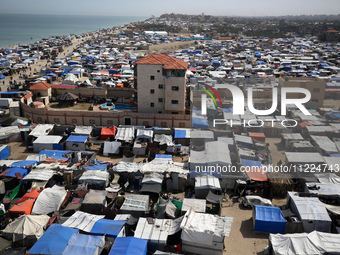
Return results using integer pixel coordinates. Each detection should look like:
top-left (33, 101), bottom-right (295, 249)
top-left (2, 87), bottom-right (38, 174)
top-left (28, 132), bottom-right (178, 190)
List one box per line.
top-left (0, 0), bottom-right (339, 17)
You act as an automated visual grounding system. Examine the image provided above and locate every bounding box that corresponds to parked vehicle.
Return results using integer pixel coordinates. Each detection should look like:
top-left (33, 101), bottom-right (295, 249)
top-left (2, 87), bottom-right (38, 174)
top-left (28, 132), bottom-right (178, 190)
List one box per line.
top-left (242, 195), bottom-right (272, 208)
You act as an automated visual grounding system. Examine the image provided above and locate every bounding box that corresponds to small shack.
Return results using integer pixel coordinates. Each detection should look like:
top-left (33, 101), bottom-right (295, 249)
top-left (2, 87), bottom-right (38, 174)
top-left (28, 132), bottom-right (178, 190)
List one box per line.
top-left (253, 205), bottom-right (286, 234)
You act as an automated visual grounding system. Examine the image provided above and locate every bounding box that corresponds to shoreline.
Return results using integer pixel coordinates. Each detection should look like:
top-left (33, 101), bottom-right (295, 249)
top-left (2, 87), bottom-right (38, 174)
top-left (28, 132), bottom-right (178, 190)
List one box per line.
top-left (0, 15), bottom-right (147, 50)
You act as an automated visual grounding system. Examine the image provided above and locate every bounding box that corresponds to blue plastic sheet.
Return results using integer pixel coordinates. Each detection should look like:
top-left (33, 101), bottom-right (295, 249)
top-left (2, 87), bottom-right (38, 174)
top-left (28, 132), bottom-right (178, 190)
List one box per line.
top-left (109, 237), bottom-right (147, 255)
top-left (254, 205), bottom-right (286, 234)
top-left (90, 219), bottom-right (125, 237)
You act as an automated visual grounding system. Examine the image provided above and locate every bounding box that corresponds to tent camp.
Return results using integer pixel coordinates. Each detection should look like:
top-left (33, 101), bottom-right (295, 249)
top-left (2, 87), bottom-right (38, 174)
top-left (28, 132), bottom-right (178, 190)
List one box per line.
top-left (120, 194), bottom-right (150, 217)
top-left (33, 135), bottom-right (63, 152)
top-left (61, 233), bottom-right (105, 255)
top-left (109, 237), bottom-right (148, 255)
top-left (29, 124), bottom-right (54, 138)
top-left (115, 127), bottom-right (135, 141)
top-left (65, 135), bottom-right (88, 151)
top-left (78, 170), bottom-right (110, 189)
top-left (9, 189), bottom-right (41, 215)
top-left (269, 231), bottom-right (340, 255)
top-left (253, 205), bottom-right (286, 234)
top-left (182, 198), bottom-right (206, 213)
top-left (31, 186), bottom-right (67, 215)
top-left (81, 189), bottom-right (107, 214)
top-left (103, 141), bottom-right (121, 156)
top-left (28, 224), bottom-right (79, 255)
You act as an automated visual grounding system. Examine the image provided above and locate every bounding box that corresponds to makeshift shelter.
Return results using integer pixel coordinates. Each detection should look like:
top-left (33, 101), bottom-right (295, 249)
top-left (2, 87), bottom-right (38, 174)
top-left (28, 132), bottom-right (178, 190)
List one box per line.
top-left (81, 189), bottom-right (107, 214)
top-left (281, 133), bottom-right (304, 149)
top-left (89, 219), bottom-right (126, 238)
top-left (62, 211), bottom-right (104, 232)
top-left (28, 224), bottom-right (79, 255)
top-left (248, 132), bottom-right (266, 142)
top-left (108, 237), bottom-right (148, 255)
top-left (136, 129), bottom-right (153, 143)
top-left (285, 152), bottom-right (325, 165)
top-left (31, 186), bottom-right (67, 215)
top-left (195, 174), bottom-right (221, 199)
top-left (33, 135), bottom-right (63, 152)
top-left (154, 134), bottom-right (174, 146)
top-left (103, 141), bottom-right (121, 156)
top-left (100, 126), bottom-right (116, 140)
top-left (310, 135), bottom-right (339, 155)
top-left (115, 127), bottom-right (135, 142)
top-left (22, 169), bottom-right (55, 188)
top-left (287, 192), bottom-right (332, 233)
top-left (2, 214), bottom-right (50, 242)
top-left (65, 135), bottom-right (88, 151)
top-left (0, 237), bottom-right (11, 254)
top-left (180, 210), bottom-right (233, 255)
top-left (157, 198), bottom-right (179, 219)
top-left (61, 233), bottom-right (105, 255)
top-left (182, 198), bottom-right (206, 213)
top-left (0, 145), bottom-right (10, 160)
top-left (71, 126), bottom-right (93, 136)
top-left (9, 189), bottom-right (40, 215)
top-left (78, 170), bottom-right (109, 189)
top-left (120, 194), bottom-right (149, 217)
top-left (28, 124), bottom-right (54, 138)
top-left (253, 205), bottom-right (286, 234)
top-left (58, 92), bottom-right (78, 106)
top-left (134, 217), bottom-right (174, 252)
top-left (269, 231), bottom-right (340, 255)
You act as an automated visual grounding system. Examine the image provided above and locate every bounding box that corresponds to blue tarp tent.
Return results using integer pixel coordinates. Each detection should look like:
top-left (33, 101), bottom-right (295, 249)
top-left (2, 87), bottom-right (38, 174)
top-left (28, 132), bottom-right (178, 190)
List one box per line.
top-left (39, 150), bottom-right (71, 160)
top-left (174, 130), bottom-right (186, 138)
top-left (109, 237), bottom-right (148, 255)
top-left (10, 160), bottom-right (37, 168)
top-left (0, 145), bottom-right (10, 160)
top-left (84, 163), bottom-right (109, 171)
top-left (62, 233), bottom-right (105, 255)
top-left (66, 135), bottom-right (88, 143)
top-left (89, 219), bottom-right (125, 237)
top-left (253, 205), bottom-right (286, 234)
top-left (241, 159), bottom-right (262, 168)
top-left (2, 167), bottom-right (28, 179)
top-left (192, 117), bottom-right (209, 129)
top-left (155, 154), bottom-right (172, 159)
top-left (28, 224), bottom-right (79, 255)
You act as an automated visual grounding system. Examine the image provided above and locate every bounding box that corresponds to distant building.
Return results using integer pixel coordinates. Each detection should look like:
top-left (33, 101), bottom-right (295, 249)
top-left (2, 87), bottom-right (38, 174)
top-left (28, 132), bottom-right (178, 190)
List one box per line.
top-left (29, 82), bottom-right (52, 105)
top-left (134, 54), bottom-right (188, 114)
top-left (320, 29), bottom-right (340, 42)
top-left (279, 77), bottom-right (326, 107)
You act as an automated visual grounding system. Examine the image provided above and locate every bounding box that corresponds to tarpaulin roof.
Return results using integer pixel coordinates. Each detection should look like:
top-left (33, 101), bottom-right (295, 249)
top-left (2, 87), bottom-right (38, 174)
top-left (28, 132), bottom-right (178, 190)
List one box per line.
top-left (62, 233), bottom-right (105, 255)
top-left (155, 154), bottom-right (172, 159)
top-left (245, 167), bottom-right (268, 181)
top-left (10, 160), bottom-right (38, 168)
top-left (9, 199), bottom-right (35, 215)
top-left (100, 126), bottom-right (116, 140)
top-left (109, 237), bottom-right (148, 255)
top-left (23, 170), bottom-right (55, 181)
top-left (28, 224), bottom-right (79, 255)
top-left (39, 150), bottom-right (70, 160)
top-left (89, 219), bottom-right (125, 237)
top-left (241, 159), bottom-right (261, 168)
top-left (62, 211), bottom-right (104, 232)
top-left (254, 205), bottom-right (286, 234)
top-left (174, 129), bottom-right (187, 138)
top-left (14, 189), bottom-right (40, 204)
top-left (0, 145), bottom-right (10, 160)
top-left (206, 190), bottom-right (223, 204)
top-left (84, 163), bottom-right (109, 171)
top-left (1, 167), bottom-right (28, 178)
top-left (66, 135), bottom-right (88, 143)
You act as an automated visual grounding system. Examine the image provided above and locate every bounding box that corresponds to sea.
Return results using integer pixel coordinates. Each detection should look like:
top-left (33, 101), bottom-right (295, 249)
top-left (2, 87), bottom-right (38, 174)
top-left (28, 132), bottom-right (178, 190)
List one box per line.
top-left (0, 13), bottom-right (147, 48)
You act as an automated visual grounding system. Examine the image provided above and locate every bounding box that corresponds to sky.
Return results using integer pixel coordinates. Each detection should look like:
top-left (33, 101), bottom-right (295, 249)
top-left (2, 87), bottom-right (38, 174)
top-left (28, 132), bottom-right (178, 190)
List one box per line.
top-left (0, 0), bottom-right (339, 17)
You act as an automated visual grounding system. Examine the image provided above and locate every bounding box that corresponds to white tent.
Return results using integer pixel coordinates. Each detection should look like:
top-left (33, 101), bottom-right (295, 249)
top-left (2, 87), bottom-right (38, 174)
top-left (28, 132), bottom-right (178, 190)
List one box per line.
top-left (63, 73), bottom-right (78, 85)
top-left (115, 127), bottom-right (135, 141)
top-left (32, 135), bottom-right (62, 152)
top-left (31, 186), bottom-right (67, 215)
top-left (180, 209), bottom-right (233, 255)
top-left (29, 124), bottom-right (54, 138)
top-left (103, 141), bottom-right (120, 156)
top-left (2, 215), bottom-right (50, 241)
top-left (270, 231), bottom-right (340, 255)
top-left (79, 170), bottom-right (110, 188)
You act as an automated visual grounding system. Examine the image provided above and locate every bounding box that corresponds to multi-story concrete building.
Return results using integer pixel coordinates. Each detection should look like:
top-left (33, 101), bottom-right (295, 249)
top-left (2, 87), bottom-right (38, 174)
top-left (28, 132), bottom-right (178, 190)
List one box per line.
top-left (134, 54), bottom-right (188, 114)
top-left (279, 77), bottom-right (326, 107)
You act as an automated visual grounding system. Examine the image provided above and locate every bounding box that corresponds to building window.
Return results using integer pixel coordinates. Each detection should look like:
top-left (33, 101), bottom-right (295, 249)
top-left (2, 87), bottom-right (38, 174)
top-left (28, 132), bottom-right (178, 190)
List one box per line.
top-left (313, 88), bottom-right (320, 92)
top-left (172, 100), bottom-right (179, 104)
top-left (150, 89), bottom-right (155, 94)
top-left (89, 119), bottom-right (95, 125)
top-left (157, 70), bottom-right (160, 73)
top-left (171, 86), bottom-right (179, 91)
top-left (37, 117), bottom-right (42, 122)
top-left (150, 76), bottom-right (155, 80)
top-left (179, 122), bottom-right (185, 128)
top-left (150, 102), bottom-right (154, 107)
top-left (158, 98), bottom-right (163, 103)
top-left (158, 84), bottom-right (163, 89)
top-left (161, 122), bottom-right (167, 127)
top-left (72, 119), bottom-right (77, 124)
top-left (171, 112), bottom-right (178, 114)
top-left (107, 120), bottom-right (113, 125)
top-left (143, 121), bottom-right (149, 126)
